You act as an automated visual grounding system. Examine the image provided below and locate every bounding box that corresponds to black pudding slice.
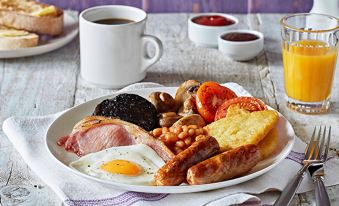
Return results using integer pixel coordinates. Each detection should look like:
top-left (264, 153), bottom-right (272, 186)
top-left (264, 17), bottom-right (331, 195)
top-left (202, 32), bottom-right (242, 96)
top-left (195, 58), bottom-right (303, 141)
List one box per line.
top-left (93, 93), bottom-right (158, 131)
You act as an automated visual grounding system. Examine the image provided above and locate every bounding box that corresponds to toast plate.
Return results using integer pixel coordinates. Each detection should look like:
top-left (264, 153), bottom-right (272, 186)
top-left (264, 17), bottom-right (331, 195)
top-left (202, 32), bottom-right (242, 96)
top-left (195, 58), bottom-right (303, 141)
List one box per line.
top-left (46, 85), bottom-right (295, 193)
top-left (0, 12), bottom-right (78, 58)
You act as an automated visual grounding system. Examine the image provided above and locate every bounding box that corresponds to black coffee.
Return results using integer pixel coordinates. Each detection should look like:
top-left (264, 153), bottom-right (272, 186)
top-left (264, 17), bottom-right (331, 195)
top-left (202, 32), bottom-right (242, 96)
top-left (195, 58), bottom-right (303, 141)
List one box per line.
top-left (94, 18), bottom-right (134, 25)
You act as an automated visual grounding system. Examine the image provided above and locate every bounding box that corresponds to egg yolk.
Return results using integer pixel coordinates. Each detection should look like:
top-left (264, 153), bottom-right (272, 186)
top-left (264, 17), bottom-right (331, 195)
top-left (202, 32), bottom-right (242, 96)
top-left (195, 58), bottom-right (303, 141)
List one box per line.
top-left (100, 159), bottom-right (143, 176)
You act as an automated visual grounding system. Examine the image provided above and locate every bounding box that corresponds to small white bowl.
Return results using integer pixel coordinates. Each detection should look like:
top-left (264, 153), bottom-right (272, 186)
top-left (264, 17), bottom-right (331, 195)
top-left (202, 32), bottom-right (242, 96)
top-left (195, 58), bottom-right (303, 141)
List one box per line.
top-left (218, 29), bottom-right (264, 61)
top-left (188, 13), bottom-right (238, 47)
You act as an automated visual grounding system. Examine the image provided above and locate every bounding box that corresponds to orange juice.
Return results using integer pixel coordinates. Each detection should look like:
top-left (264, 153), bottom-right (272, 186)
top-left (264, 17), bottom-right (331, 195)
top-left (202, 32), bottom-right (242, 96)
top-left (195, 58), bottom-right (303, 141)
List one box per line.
top-left (283, 40), bottom-right (337, 102)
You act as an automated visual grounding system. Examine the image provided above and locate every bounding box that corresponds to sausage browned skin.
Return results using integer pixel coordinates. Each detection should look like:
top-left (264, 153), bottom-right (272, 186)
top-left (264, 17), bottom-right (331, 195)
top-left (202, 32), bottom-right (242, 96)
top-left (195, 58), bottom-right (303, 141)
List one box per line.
top-left (187, 144), bottom-right (261, 185)
top-left (155, 135), bottom-right (219, 186)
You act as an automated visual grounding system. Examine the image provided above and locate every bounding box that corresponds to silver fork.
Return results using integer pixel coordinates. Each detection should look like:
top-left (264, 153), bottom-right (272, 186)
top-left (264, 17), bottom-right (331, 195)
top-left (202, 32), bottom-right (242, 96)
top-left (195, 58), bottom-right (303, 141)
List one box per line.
top-left (274, 126), bottom-right (328, 206)
top-left (307, 126), bottom-right (331, 206)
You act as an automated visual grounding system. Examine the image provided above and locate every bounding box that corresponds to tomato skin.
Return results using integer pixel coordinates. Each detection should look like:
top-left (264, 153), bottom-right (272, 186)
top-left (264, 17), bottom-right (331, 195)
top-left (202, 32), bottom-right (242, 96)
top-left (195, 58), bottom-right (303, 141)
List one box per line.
top-left (214, 97), bottom-right (267, 121)
top-left (196, 81), bottom-right (237, 122)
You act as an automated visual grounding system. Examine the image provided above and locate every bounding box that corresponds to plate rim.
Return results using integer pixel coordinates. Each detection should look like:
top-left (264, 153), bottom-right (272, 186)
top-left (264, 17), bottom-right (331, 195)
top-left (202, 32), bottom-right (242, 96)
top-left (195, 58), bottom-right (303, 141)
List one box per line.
top-left (45, 86), bottom-right (296, 193)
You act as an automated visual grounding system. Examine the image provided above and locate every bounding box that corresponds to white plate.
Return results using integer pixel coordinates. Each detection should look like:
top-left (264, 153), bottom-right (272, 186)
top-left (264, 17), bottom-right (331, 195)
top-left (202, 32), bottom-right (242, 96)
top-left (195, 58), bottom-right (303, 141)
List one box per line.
top-left (46, 86), bottom-right (295, 193)
top-left (0, 12), bottom-right (78, 58)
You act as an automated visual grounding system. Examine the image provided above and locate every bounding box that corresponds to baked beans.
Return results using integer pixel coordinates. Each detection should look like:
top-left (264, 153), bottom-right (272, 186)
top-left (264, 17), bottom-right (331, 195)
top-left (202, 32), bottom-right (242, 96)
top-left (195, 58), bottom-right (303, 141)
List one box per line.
top-left (151, 125), bottom-right (208, 154)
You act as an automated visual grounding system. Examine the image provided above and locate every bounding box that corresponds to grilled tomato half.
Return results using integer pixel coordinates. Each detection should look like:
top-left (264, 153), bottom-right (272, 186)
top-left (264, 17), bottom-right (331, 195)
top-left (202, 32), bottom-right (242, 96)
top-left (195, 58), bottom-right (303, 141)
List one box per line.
top-left (215, 97), bottom-right (267, 121)
top-left (196, 81), bottom-right (237, 122)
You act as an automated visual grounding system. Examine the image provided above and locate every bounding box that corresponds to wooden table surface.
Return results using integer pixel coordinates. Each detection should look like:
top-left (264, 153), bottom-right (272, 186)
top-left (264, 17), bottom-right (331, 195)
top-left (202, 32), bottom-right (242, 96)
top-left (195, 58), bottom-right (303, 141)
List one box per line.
top-left (0, 13), bottom-right (338, 206)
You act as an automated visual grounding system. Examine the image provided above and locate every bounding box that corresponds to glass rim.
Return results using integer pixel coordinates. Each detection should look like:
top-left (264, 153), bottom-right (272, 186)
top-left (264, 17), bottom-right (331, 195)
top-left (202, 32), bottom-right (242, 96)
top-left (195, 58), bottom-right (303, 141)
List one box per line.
top-left (280, 13), bottom-right (339, 33)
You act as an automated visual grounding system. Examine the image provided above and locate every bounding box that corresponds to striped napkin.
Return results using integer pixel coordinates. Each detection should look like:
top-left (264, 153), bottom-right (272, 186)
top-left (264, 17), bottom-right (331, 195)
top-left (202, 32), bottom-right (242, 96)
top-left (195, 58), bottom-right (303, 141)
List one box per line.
top-left (3, 82), bottom-right (339, 206)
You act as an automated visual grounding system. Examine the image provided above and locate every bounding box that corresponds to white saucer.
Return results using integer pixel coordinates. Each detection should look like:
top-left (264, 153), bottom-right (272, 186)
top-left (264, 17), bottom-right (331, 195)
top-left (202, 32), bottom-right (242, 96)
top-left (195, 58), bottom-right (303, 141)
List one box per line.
top-left (0, 12), bottom-right (79, 58)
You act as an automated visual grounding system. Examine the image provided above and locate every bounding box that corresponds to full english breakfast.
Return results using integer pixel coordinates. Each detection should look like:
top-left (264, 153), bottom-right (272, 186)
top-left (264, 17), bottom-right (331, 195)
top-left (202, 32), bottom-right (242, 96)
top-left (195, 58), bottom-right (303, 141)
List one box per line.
top-left (58, 80), bottom-right (280, 186)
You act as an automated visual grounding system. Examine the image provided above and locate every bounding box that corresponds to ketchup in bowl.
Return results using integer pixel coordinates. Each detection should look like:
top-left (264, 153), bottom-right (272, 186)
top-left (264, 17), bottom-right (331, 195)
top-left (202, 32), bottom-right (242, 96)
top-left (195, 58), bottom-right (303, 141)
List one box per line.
top-left (222, 32), bottom-right (259, 42)
top-left (192, 15), bottom-right (235, 26)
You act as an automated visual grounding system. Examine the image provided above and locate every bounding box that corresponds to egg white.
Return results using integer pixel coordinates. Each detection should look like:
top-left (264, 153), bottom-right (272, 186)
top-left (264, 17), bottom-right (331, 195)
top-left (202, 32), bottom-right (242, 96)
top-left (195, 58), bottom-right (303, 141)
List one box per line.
top-left (69, 144), bottom-right (165, 185)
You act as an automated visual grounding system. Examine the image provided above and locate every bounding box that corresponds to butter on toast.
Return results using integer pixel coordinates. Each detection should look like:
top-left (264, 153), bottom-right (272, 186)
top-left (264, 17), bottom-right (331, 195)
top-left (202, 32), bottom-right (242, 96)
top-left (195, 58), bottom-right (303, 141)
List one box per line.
top-left (205, 105), bottom-right (279, 151)
top-left (0, 25), bottom-right (38, 49)
top-left (0, 0), bottom-right (63, 36)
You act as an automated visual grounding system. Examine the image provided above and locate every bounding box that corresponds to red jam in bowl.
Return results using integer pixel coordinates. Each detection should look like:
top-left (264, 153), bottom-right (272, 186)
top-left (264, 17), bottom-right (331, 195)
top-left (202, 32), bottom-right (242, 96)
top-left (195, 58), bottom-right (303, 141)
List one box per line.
top-left (192, 15), bottom-right (235, 26)
top-left (222, 32), bottom-right (259, 42)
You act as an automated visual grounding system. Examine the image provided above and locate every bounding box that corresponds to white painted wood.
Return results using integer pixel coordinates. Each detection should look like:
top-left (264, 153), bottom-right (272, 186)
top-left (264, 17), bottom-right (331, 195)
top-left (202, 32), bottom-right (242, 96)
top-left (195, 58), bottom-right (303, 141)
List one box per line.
top-left (0, 13), bottom-right (338, 206)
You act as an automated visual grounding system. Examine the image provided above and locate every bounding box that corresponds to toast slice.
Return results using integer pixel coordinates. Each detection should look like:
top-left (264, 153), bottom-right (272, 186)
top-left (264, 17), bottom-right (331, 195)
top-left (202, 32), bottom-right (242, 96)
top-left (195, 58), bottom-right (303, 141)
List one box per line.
top-left (0, 25), bottom-right (38, 49)
top-left (205, 105), bottom-right (279, 151)
top-left (0, 0), bottom-right (63, 36)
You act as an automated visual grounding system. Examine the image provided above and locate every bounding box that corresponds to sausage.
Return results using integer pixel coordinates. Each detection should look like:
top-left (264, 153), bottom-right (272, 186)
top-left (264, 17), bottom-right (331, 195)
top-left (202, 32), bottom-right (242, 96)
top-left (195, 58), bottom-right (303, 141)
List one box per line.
top-left (187, 144), bottom-right (261, 185)
top-left (155, 135), bottom-right (219, 186)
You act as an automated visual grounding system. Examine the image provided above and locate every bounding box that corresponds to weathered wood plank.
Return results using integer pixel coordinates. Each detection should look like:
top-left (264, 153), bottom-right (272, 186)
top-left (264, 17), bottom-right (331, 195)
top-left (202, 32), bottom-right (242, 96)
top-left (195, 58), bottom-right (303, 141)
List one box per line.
top-left (0, 38), bottom-right (80, 205)
top-left (247, 14), bottom-right (279, 109)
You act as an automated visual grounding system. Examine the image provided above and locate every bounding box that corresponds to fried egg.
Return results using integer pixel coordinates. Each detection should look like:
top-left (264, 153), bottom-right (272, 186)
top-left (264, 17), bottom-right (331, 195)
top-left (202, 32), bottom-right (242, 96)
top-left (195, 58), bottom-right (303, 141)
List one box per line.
top-left (69, 144), bottom-right (165, 185)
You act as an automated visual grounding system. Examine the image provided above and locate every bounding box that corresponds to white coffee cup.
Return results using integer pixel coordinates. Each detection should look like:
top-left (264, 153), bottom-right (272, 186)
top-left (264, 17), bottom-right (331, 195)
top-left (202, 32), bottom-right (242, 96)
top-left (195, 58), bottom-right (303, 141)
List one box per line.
top-left (79, 5), bottom-right (163, 88)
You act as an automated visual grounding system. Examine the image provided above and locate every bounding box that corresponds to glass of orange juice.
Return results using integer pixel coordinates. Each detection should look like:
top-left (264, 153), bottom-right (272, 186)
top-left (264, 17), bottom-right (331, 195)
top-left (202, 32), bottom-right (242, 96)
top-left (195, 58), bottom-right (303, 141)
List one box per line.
top-left (280, 13), bottom-right (339, 113)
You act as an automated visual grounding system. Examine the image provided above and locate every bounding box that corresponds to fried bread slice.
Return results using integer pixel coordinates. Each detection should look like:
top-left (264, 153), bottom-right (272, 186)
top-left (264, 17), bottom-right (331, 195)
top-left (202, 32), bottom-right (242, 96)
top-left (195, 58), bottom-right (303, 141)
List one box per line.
top-left (205, 105), bottom-right (279, 151)
top-left (225, 104), bottom-right (250, 117)
top-left (257, 128), bottom-right (279, 159)
top-left (227, 104), bottom-right (279, 159)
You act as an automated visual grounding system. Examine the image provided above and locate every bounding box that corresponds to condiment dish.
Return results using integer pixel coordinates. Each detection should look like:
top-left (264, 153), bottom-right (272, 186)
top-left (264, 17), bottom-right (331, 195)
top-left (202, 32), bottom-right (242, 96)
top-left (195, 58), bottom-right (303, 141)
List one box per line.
top-left (188, 13), bottom-right (238, 47)
top-left (218, 29), bottom-right (264, 61)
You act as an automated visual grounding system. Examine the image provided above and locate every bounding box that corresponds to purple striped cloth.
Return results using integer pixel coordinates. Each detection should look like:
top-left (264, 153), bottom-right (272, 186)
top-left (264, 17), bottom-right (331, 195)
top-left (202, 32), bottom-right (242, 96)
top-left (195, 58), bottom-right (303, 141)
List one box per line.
top-left (39, 0), bottom-right (313, 13)
top-left (65, 192), bottom-right (169, 206)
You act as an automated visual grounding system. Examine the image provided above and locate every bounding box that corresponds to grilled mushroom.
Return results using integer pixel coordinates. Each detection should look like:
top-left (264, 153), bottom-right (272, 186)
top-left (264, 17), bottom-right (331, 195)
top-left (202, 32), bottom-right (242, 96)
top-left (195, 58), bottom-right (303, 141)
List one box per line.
top-left (158, 112), bottom-right (182, 127)
top-left (149, 92), bottom-right (178, 113)
top-left (174, 80), bottom-right (200, 105)
top-left (178, 94), bottom-right (198, 116)
top-left (172, 114), bottom-right (205, 127)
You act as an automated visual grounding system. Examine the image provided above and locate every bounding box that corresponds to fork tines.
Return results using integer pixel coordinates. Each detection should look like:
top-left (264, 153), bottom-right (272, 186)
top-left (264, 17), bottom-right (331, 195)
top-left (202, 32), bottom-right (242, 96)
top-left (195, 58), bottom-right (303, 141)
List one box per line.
top-left (305, 126), bottom-right (331, 162)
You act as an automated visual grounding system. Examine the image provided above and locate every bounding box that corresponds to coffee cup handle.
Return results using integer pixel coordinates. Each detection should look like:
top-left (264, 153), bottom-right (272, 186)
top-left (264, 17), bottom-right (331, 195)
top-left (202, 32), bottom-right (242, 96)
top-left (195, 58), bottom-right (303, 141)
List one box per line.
top-left (141, 35), bottom-right (163, 72)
